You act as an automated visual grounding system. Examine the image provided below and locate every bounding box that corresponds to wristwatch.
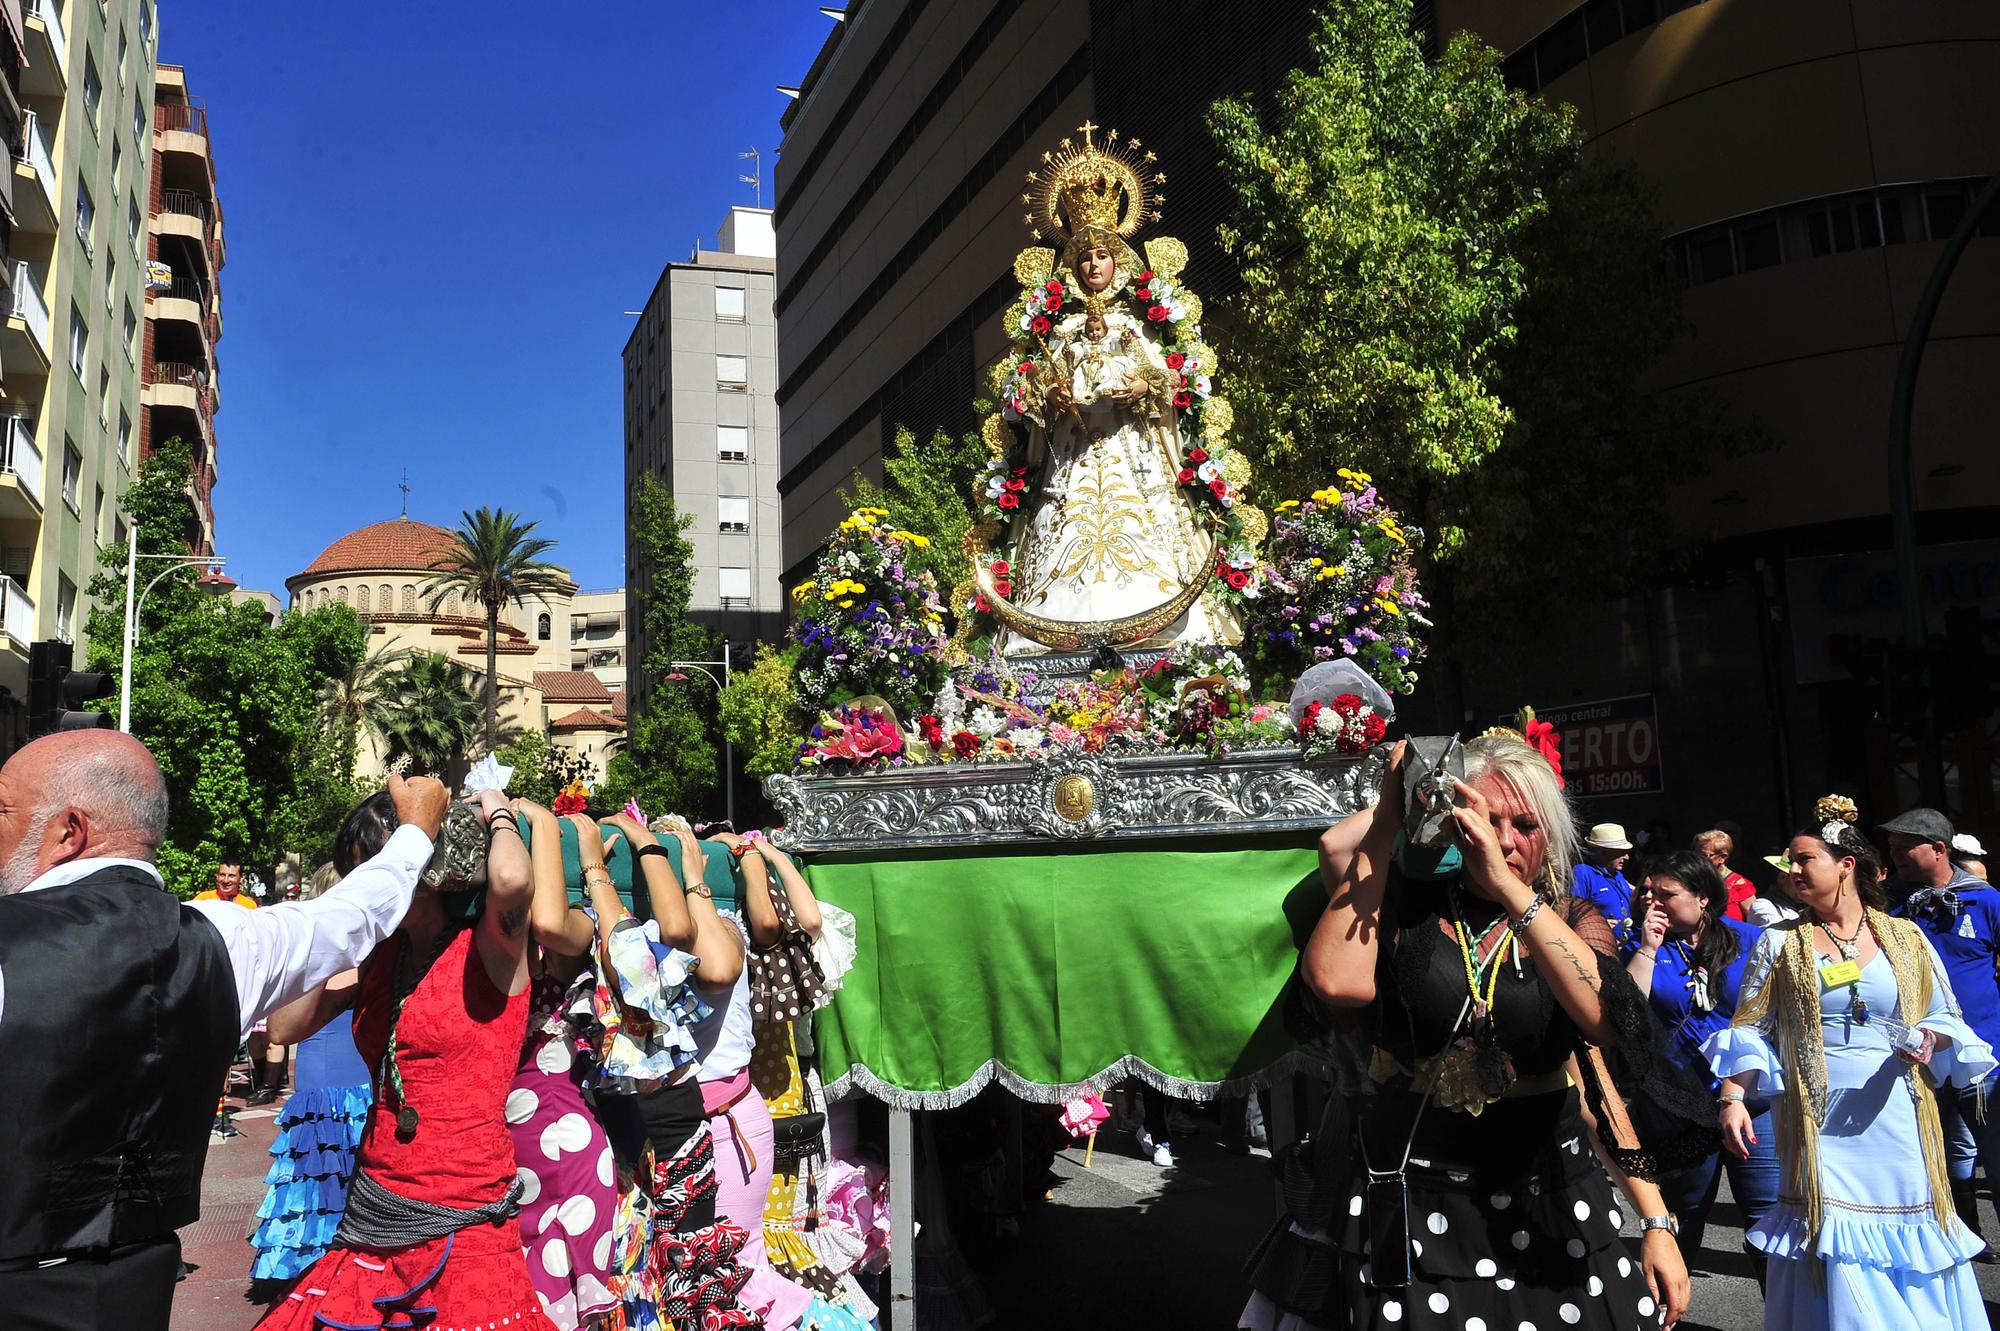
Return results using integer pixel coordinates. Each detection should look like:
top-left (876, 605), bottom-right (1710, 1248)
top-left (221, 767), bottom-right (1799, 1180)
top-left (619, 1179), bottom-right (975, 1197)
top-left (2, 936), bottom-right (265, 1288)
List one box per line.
top-left (1638, 1215), bottom-right (1679, 1236)
top-left (685, 882), bottom-right (714, 900)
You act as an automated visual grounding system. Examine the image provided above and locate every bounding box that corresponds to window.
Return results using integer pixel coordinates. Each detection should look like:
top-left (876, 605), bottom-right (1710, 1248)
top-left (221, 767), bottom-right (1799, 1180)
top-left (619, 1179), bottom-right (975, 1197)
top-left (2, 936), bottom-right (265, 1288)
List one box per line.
top-left (715, 355), bottom-right (748, 388)
top-left (82, 55), bottom-right (102, 128)
top-left (61, 442), bottom-right (81, 511)
top-left (402, 585), bottom-right (416, 612)
top-left (718, 496), bottom-right (751, 533)
top-left (379, 583), bottom-right (392, 610)
top-left (714, 286), bottom-right (746, 321)
top-left (123, 302), bottom-right (136, 360)
top-left (56, 576), bottom-right (76, 642)
top-left (356, 584), bottom-right (370, 613)
top-left (114, 517), bottom-right (127, 551)
top-left (717, 425), bottom-right (749, 462)
top-left (98, 368), bottom-right (110, 428)
top-left (139, 0), bottom-right (152, 47)
top-left (93, 484), bottom-right (103, 539)
top-left (76, 178), bottom-right (95, 255)
top-left (718, 567), bottom-right (752, 604)
top-left (128, 198), bottom-right (140, 250)
top-left (336, 586), bottom-right (349, 605)
top-left (104, 258), bottom-right (115, 312)
top-left (68, 304), bottom-right (88, 378)
top-left (133, 96), bottom-right (144, 146)
top-left (537, 612), bottom-right (551, 640)
top-left (111, 139), bottom-right (122, 193)
top-left (117, 28), bottom-right (128, 86)
top-left (116, 410), bottom-right (131, 466)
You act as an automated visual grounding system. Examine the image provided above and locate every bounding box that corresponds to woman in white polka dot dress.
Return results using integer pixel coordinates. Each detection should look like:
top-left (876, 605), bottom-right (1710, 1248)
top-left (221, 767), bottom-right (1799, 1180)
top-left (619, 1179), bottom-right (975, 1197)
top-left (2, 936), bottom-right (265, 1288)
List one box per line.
top-left (1242, 732), bottom-right (1716, 1331)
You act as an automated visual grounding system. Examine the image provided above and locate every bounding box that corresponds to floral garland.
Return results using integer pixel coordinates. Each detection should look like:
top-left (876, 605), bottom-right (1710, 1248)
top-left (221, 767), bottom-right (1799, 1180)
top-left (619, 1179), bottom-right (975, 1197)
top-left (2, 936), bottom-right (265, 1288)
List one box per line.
top-left (788, 507), bottom-right (949, 717)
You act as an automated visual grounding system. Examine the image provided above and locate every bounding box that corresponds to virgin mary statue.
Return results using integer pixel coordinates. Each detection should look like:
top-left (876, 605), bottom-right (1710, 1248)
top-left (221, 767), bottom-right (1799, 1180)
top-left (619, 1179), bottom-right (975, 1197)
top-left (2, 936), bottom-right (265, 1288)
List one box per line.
top-left (975, 124), bottom-right (1254, 657)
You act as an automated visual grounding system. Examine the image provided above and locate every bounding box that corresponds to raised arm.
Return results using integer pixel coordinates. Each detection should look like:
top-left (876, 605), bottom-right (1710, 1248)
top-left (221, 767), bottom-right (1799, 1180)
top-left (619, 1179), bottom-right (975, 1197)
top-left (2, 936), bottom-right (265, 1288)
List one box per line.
top-left (1626, 893), bottom-right (1667, 999)
top-left (719, 833), bottom-right (784, 950)
top-left (472, 788), bottom-right (533, 996)
top-left (1300, 741), bottom-right (1407, 1007)
top-left (755, 836), bottom-right (823, 939)
top-left (203, 773), bottom-right (444, 1039)
top-left (664, 818), bottom-right (743, 988)
top-left (522, 799), bottom-right (595, 957)
top-left (605, 811), bottom-right (694, 949)
top-left (265, 968), bottom-right (359, 1045)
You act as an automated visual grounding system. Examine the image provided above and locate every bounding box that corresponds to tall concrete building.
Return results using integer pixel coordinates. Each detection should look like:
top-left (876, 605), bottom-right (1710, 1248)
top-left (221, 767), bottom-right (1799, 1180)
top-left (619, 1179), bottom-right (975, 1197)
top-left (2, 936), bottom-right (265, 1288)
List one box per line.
top-left (0, 0), bottom-right (160, 741)
top-left (142, 62), bottom-right (220, 555)
top-left (771, 0), bottom-right (1317, 580)
top-left (622, 205), bottom-right (781, 714)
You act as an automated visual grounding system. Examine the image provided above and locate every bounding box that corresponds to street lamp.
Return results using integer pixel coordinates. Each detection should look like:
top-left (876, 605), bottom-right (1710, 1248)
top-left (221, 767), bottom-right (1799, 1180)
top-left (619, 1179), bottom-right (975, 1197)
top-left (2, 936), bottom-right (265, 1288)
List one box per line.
top-left (663, 644), bottom-right (733, 826)
top-left (118, 521), bottom-right (229, 732)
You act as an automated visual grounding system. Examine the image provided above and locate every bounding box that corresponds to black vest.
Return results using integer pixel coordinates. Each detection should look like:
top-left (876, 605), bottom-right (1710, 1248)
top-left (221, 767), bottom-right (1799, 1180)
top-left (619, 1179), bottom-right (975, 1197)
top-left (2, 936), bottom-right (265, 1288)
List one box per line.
top-left (0, 866), bottom-right (238, 1259)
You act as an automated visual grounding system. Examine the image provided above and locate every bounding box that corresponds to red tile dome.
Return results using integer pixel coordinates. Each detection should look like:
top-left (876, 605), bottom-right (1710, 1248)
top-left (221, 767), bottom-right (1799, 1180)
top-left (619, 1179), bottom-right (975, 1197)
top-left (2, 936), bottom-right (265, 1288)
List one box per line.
top-left (290, 517), bottom-right (458, 583)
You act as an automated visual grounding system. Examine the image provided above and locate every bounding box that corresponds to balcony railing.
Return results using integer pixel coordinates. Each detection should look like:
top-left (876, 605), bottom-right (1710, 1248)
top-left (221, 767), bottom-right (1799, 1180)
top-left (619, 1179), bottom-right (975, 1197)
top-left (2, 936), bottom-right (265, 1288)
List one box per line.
top-left (14, 108), bottom-right (55, 202)
top-left (8, 260), bottom-right (48, 353)
top-left (0, 574), bottom-right (32, 643)
top-left (23, 0), bottom-right (66, 81)
top-left (1, 416), bottom-right (44, 499)
top-left (151, 360), bottom-right (208, 390)
top-left (155, 102), bottom-right (209, 138)
top-left (159, 188), bottom-right (212, 223)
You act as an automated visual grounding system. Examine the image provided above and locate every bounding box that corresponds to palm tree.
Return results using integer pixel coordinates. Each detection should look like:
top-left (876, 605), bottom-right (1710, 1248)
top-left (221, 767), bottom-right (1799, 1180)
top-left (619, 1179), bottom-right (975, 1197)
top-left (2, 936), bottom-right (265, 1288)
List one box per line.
top-left (317, 641), bottom-right (405, 777)
top-left (376, 653), bottom-right (483, 779)
top-left (425, 507), bottom-right (572, 749)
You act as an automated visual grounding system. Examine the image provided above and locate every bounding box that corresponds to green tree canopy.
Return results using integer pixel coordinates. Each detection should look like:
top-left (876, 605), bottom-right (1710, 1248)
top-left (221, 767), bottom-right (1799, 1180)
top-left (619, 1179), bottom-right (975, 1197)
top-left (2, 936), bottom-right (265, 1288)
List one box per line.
top-left (425, 506), bottom-right (572, 749)
top-left (376, 652), bottom-right (483, 779)
top-left (842, 426), bottom-right (987, 606)
top-left (599, 474), bottom-right (719, 818)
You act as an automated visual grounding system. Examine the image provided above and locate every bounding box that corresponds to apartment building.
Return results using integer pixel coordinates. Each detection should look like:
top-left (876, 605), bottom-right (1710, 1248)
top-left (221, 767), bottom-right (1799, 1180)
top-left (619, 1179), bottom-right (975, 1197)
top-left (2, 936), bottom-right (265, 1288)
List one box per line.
top-left (569, 587), bottom-right (627, 695)
top-left (0, 0), bottom-right (159, 738)
top-left (622, 205), bottom-right (781, 715)
top-left (142, 62), bottom-right (219, 554)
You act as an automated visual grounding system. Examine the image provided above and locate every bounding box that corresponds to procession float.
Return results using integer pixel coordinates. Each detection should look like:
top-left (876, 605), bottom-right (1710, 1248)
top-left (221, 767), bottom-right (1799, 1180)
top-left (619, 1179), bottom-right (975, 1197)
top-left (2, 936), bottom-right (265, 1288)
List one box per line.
top-left (744, 125), bottom-right (1435, 1121)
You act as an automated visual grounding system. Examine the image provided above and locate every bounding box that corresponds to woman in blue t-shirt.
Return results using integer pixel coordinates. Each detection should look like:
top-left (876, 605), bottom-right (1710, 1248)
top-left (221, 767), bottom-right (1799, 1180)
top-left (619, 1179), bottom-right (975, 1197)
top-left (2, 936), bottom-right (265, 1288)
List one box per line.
top-left (1627, 849), bottom-right (1778, 1270)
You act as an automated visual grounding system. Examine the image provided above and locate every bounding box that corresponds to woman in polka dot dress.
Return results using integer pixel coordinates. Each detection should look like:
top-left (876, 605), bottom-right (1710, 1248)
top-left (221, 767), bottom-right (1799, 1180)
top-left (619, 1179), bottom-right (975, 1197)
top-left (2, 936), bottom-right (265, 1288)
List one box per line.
top-left (1242, 733), bottom-right (1717, 1331)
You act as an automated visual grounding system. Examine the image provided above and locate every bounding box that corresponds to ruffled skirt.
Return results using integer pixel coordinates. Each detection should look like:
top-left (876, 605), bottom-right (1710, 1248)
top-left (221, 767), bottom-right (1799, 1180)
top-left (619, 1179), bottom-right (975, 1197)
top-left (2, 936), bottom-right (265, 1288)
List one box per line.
top-left (250, 1083), bottom-right (372, 1282)
top-left (252, 1217), bottom-right (559, 1331)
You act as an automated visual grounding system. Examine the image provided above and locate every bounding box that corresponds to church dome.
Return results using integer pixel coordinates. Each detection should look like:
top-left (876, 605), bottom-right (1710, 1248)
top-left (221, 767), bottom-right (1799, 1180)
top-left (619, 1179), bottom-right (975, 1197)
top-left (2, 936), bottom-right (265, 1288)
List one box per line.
top-left (290, 516), bottom-right (457, 585)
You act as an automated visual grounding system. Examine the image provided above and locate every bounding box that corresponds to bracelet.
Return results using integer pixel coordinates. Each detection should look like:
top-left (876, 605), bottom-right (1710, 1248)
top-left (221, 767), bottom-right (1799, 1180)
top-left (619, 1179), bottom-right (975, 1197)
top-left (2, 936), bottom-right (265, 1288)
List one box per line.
top-left (487, 816), bottom-right (522, 838)
top-left (1716, 1092), bottom-right (1745, 1105)
top-left (581, 863), bottom-right (611, 880)
top-left (634, 844), bottom-right (671, 863)
top-left (1638, 1215), bottom-right (1678, 1236)
top-left (1635, 948), bottom-right (1658, 960)
top-left (485, 808), bottom-right (519, 829)
top-left (1511, 896), bottom-right (1545, 934)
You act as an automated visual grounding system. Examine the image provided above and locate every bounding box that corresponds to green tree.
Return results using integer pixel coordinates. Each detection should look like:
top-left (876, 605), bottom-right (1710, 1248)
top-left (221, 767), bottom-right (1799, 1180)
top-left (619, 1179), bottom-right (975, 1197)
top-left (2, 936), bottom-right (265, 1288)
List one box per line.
top-left (719, 642), bottom-right (804, 780)
top-left (376, 652), bottom-right (483, 779)
top-left (1210, 2), bottom-right (1736, 714)
top-left (316, 639), bottom-right (404, 779)
top-left (424, 507), bottom-right (572, 749)
top-left (83, 436), bottom-right (373, 892)
top-left (600, 475), bottom-right (719, 818)
top-left (492, 727), bottom-right (597, 807)
top-left (842, 425), bottom-right (986, 605)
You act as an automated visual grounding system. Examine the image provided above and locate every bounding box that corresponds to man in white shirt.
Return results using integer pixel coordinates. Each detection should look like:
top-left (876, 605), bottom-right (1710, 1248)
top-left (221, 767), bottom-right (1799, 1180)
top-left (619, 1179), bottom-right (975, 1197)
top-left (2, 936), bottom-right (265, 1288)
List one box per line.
top-left (0, 729), bottom-right (444, 1329)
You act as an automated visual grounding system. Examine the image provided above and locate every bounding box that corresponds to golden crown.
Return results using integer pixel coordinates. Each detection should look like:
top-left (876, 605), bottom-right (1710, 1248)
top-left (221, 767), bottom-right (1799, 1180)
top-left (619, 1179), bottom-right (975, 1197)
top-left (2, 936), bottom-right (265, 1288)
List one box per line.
top-left (1021, 122), bottom-right (1165, 242)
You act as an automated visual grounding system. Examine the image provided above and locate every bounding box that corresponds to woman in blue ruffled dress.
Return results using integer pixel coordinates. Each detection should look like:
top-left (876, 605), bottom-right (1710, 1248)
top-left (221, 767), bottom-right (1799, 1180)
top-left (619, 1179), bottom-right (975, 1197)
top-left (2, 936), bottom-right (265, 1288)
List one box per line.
top-left (1705, 817), bottom-right (1996, 1329)
top-left (250, 868), bottom-right (373, 1284)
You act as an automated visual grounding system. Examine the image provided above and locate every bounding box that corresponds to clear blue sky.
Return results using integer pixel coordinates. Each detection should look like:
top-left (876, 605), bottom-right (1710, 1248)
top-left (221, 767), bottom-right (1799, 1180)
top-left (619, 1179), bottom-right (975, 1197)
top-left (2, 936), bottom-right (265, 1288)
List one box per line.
top-left (160, 1), bottom-right (833, 595)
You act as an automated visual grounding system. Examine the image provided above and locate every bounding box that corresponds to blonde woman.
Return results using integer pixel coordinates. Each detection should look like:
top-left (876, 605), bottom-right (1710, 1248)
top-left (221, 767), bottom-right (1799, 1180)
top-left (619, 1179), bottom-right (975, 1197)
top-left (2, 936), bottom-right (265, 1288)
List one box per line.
top-left (1706, 818), bottom-right (1994, 1328)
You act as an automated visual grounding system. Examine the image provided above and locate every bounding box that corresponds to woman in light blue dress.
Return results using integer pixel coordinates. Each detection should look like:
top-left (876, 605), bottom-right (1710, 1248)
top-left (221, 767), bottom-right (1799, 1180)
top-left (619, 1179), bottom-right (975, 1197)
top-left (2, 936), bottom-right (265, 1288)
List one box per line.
top-left (1705, 817), bottom-right (1995, 1330)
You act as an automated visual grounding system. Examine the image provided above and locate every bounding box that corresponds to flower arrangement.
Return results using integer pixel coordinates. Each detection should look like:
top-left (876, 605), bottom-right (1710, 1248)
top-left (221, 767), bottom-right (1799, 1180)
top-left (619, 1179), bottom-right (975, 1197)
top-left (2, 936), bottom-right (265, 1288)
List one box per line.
top-left (789, 507), bottom-right (949, 717)
top-left (1300, 693), bottom-right (1389, 762)
top-left (797, 702), bottom-right (907, 771)
top-left (981, 452), bottom-right (1037, 522)
top-left (1244, 469), bottom-right (1430, 695)
top-left (553, 779), bottom-right (591, 816)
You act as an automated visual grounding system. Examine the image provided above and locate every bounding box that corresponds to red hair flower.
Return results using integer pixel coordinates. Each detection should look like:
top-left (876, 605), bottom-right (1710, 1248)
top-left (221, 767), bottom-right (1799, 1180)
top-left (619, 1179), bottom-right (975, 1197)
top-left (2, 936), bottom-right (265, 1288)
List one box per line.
top-left (990, 559), bottom-right (1010, 577)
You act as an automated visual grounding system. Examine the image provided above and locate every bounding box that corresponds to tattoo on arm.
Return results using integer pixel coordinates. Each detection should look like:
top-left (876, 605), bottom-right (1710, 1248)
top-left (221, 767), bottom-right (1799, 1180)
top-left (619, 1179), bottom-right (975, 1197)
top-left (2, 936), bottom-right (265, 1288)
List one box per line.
top-left (1544, 936), bottom-right (1602, 991)
top-left (498, 905), bottom-right (528, 938)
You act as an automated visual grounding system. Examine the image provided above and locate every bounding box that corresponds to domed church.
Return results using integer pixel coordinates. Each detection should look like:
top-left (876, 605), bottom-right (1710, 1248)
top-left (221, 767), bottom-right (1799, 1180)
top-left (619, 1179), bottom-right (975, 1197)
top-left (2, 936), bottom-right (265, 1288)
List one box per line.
top-left (286, 516), bottom-right (627, 778)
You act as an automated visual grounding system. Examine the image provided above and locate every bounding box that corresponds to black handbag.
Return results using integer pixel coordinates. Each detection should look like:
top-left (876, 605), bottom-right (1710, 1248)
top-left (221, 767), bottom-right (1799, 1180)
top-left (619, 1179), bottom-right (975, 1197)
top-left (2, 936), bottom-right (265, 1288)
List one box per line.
top-left (771, 1110), bottom-right (827, 1164)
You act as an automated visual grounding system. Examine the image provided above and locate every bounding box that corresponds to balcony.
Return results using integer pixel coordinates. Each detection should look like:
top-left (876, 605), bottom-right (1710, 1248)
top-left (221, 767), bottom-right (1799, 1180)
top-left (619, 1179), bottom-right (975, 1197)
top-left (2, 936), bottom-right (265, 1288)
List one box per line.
top-left (0, 416), bottom-right (44, 520)
top-left (11, 109), bottom-right (55, 235)
top-left (150, 271), bottom-right (214, 347)
top-left (154, 189), bottom-right (219, 274)
top-left (155, 102), bottom-right (211, 172)
top-left (0, 574), bottom-right (33, 653)
top-left (142, 360), bottom-right (208, 413)
top-left (21, 0), bottom-right (66, 100)
top-left (4, 260), bottom-right (50, 371)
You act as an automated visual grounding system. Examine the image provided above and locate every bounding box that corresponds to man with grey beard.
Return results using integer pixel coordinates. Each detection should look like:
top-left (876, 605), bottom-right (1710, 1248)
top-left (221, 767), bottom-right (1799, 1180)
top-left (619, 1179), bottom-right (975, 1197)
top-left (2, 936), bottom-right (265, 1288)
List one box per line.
top-left (0, 730), bottom-right (448, 1329)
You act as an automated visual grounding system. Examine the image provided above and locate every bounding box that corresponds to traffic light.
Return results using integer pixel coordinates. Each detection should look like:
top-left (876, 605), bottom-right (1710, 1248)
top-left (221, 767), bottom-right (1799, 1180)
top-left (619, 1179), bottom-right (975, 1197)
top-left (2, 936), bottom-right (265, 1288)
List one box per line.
top-left (27, 640), bottom-right (113, 737)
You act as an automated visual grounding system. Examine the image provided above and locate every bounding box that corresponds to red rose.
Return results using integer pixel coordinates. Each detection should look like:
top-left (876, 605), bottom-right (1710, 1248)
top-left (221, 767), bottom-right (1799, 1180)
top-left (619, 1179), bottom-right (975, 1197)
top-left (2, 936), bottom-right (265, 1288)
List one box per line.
top-left (1046, 280), bottom-right (1063, 294)
top-left (1215, 562), bottom-right (1231, 578)
top-left (1139, 270), bottom-right (1155, 283)
top-left (952, 730), bottom-right (982, 758)
top-left (994, 579), bottom-right (1014, 598)
top-left (1136, 287), bottom-right (1153, 302)
top-left (1208, 479), bottom-right (1229, 500)
top-left (1147, 305), bottom-right (1168, 323)
top-left (1011, 465), bottom-right (1029, 477)
top-left (1362, 714), bottom-right (1388, 743)
top-left (998, 493), bottom-right (1019, 510)
top-left (990, 559), bottom-right (1010, 576)
top-left (974, 594), bottom-right (991, 613)
top-left (918, 713), bottom-right (945, 749)
top-left (1031, 316), bottom-right (1052, 335)
top-left (1166, 352), bottom-right (1186, 370)
top-left (1187, 447), bottom-right (1208, 464)
top-left (1173, 391), bottom-right (1192, 408)
top-left (1178, 467), bottom-right (1196, 485)
top-left (1003, 478), bottom-right (1026, 493)
top-left (1333, 694), bottom-right (1364, 713)
top-left (1226, 568), bottom-right (1250, 590)
top-left (1018, 361), bottom-right (1035, 376)
top-left (1046, 296), bottom-right (1063, 314)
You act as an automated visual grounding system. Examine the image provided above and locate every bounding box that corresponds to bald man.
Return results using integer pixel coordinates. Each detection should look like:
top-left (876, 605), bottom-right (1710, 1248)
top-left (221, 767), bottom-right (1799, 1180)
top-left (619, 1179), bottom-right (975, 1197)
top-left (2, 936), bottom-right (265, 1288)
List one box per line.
top-left (0, 731), bottom-right (449, 1329)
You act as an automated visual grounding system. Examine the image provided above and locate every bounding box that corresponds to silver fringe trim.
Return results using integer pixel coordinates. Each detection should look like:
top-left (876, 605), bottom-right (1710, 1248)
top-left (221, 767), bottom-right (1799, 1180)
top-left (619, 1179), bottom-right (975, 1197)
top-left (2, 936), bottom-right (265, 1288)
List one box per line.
top-left (821, 1047), bottom-right (1335, 1110)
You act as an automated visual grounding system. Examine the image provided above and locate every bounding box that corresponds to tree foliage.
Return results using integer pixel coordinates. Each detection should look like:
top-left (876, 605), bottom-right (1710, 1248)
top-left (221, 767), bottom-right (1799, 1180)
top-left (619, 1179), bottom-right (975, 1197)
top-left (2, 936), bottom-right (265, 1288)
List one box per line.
top-left (375, 652), bottom-right (483, 779)
top-left (841, 426), bottom-right (986, 604)
top-left (600, 475), bottom-right (719, 818)
top-left (424, 506), bottom-right (572, 749)
top-left (316, 638), bottom-right (404, 779)
top-left (82, 436), bottom-right (373, 893)
top-left (719, 642), bottom-right (804, 780)
top-left (492, 727), bottom-right (597, 808)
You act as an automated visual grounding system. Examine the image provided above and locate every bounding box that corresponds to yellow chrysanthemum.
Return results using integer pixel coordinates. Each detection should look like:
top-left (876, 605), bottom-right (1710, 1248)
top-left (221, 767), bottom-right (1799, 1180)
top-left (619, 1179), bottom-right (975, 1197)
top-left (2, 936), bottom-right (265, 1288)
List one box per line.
top-left (1274, 500), bottom-right (1300, 512)
top-left (791, 581), bottom-right (816, 602)
top-left (836, 599), bottom-right (856, 609)
top-left (1316, 567), bottom-right (1341, 582)
top-left (1375, 597), bottom-right (1403, 617)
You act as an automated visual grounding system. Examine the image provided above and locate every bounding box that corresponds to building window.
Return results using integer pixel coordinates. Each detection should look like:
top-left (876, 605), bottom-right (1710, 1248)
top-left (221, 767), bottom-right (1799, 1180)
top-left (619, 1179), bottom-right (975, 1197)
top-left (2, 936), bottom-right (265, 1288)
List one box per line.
top-left (337, 586), bottom-right (350, 605)
top-left (82, 55), bottom-right (102, 129)
top-left (718, 567), bottom-right (752, 606)
top-left (379, 583), bottom-right (393, 610)
top-left (61, 442), bottom-right (81, 512)
top-left (117, 28), bottom-right (128, 85)
top-left (56, 576), bottom-right (76, 641)
top-left (128, 198), bottom-right (140, 251)
top-left (402, 584), bottom-right (416, 612)
top-left (133, 95), bottom-right (144, 145)
top-left (537, 612), bottom-right (551, 640)
top-left (93, 484), bottom-right (104, 539)
top-left (111, 139), bottom-right (121, 192)
top-left (356, 584), bottom-right (371, 613)
top-left (76, 178), bottom-right (95, 255)
top-left (68, 304), bottom-right (88, 379)
top-left (717, 425), bottom-right (749, 462)
top-left (116, 410), bottom-right (131, 466)
top-left (715, 355), bottom-right (748, 389)
top-left (98, 367), bottom-right (110, 428)
top-left (718, 496), bottom-right (750, 533)
top-left (714, 286), bottom-right (746, 321)
top-left (123, 302), bottom-right (137, 360)
top-left (114, 517), bottom-right (127, 551)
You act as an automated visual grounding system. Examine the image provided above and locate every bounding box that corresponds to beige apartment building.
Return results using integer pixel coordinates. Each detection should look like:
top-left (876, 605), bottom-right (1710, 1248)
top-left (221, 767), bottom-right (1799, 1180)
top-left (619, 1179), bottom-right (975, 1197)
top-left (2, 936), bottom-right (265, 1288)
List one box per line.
top-left (0, 0), bottom-right (161, 744)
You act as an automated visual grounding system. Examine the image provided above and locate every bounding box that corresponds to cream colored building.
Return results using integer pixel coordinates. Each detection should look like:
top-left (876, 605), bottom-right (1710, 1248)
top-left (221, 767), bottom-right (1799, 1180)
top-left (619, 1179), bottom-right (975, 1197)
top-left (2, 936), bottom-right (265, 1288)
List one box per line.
top-left (569, 586), bottom-right (627, 693)
top-left (285, 516), bottom-right (624, 779)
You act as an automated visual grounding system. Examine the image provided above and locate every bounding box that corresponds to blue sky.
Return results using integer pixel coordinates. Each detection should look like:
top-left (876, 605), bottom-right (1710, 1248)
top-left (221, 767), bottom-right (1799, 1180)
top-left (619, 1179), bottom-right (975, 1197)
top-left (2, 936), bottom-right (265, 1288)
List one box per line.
top-left (161, 1), bottom-right (833, 594)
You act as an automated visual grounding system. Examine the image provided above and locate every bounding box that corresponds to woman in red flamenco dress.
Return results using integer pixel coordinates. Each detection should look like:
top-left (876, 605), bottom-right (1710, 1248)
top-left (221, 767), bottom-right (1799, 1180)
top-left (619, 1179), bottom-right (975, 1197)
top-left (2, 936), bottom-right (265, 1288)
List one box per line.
top-left (258, 785), bottom-right (556, 1331)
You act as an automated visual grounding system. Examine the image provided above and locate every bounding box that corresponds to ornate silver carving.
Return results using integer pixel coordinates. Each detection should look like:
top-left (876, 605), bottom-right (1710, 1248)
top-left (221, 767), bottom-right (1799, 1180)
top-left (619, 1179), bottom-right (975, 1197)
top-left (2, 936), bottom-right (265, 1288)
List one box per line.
top-left (765, 745), bottom-right (1387, 852)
